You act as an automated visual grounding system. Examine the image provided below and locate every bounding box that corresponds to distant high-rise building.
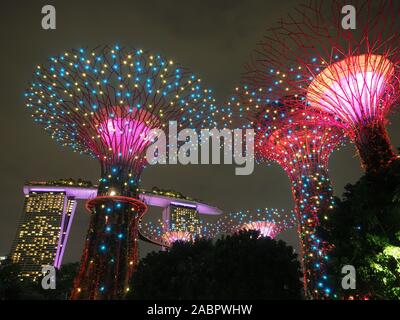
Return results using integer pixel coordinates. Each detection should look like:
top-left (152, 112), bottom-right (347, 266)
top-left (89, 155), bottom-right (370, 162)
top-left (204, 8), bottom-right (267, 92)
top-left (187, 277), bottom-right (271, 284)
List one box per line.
top-left (168, 203), bottom-right (200, 233)
top-left (9, 179), bottom-right (97, 281)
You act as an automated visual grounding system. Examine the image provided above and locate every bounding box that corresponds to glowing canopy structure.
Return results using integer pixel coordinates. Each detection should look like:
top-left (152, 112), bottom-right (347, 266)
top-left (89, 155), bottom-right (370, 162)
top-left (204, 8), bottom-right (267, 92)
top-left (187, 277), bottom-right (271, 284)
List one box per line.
top-left (162, 231), bottom-right (192, 246)
top-left (307, 54), bottom-right (395, 125)
top-left (217, 208), bottom-right (296, 239)
top-left (139, 189), bottom-right (221, 248)
top-left (139, 219), bottom-right (217, 248)
top-left (227, 91), bottom-right (345, 299)
top-left (244, 0), bottom-right (400, 172)
top-left (242, 222), bottom-right (278, 238)
top-left (25, 45), bottom-right (218, 299)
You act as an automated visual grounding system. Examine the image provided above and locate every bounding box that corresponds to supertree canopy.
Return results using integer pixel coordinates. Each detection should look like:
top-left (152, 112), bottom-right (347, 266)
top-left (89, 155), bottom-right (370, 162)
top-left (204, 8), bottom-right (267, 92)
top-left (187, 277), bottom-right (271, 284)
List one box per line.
top-left (139, 218), bottom-right (217, 248)
top-left (25, 45), bottom-right (218, 299)
top-left (244, 0), bottom-right (400, 173)
top-left (226, 88), bottom-right (345, 299)
top-left (217, 208), bottom-right (296, 239)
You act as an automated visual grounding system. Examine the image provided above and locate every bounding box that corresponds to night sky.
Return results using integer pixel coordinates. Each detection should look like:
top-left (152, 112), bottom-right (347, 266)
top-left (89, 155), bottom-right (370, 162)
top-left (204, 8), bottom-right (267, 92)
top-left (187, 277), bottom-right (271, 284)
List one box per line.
top-left (1, 0), bottom-right (399, 263)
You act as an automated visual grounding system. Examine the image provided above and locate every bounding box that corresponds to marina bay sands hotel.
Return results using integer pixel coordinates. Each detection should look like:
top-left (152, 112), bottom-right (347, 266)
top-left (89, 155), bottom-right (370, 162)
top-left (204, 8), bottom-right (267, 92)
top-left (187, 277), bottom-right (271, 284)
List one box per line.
top-left (8, 179), bottom-right (221, 281)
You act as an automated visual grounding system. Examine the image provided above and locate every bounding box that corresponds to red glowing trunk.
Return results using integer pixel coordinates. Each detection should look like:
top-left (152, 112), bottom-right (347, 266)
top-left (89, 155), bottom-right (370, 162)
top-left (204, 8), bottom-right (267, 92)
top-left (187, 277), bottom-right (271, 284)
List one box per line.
top-left (288, 164), bottom-right (334, 299)
top-left (71, 194), bottom-right (147, 300)
top-left (70, 161), bottom-right (148, 300)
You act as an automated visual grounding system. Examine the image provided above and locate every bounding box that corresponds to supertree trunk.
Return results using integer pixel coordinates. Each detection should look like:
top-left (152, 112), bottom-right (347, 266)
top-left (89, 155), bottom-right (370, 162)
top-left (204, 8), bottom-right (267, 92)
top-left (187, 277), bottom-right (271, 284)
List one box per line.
top-left (71, 165), bottom-right (146, 300)
top-left (289, 163), bottom-right (335, 299)
top-left (354, 122), bottom-right (396, 173)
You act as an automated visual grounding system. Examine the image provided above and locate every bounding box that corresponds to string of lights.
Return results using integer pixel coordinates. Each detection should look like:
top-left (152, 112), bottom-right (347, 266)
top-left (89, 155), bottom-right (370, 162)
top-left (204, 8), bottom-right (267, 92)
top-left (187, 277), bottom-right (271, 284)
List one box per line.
top-left (25, 45), bottom-right (219, 299)
top-left (217, 208), bottom-right (296, 239)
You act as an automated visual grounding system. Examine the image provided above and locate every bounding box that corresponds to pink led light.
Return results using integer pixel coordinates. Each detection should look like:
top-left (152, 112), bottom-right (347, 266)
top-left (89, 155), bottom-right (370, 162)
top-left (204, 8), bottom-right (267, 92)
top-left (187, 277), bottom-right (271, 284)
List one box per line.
top-left (307, 54), bottom-right (395, 126)
top-left (97, 113), bottom-right (154, 161)
top-left (242, 221), bottom-right (278, 238)
top-left (162, 231), bottom-right (192, 246)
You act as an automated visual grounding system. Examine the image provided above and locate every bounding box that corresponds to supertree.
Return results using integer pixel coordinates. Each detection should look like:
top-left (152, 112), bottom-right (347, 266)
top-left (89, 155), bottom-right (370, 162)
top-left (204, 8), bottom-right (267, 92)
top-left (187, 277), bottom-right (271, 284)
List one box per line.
top-left (139, 218), bottom-right (217, 248)
top-left (244, 0), bottom-right (400, 173)
top-left (24, 45), bottom-right (218, 299)
top-left (217, 208), bottom-right (296, 239)
top-left (226, 89), bottom-right (345, 299)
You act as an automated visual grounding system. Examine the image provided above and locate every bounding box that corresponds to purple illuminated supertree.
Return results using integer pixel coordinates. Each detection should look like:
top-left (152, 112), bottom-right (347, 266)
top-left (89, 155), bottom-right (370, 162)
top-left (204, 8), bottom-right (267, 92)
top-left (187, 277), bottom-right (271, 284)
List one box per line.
top-left (227, 90), bottom-right (345, 299)
top-left (217, 208), bottom-right (296, 239)
top-left (244, 0), bottom-right (400, 173)
top-left (24, 45), bottom-right (217, 299)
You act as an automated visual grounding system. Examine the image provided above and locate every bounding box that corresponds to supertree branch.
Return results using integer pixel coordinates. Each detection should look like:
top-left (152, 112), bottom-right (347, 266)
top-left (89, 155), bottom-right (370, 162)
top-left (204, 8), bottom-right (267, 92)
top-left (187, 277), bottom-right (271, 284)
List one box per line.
top-left (25, 45), bottom-right (218, 300)
top-left (243, 0), bottom-right (400, 173)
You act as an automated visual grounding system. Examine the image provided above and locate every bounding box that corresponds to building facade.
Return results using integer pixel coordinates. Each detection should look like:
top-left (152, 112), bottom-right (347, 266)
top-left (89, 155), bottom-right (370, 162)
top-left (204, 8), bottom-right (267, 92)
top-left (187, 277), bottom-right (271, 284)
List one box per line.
top-left (9, 180), bottom-right (97, 281)
top-left (168, 203), bottom-right (200, 234)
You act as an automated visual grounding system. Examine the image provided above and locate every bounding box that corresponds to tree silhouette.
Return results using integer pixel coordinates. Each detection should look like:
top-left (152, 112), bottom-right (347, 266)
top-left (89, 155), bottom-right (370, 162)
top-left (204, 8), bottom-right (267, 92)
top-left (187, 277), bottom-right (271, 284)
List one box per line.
top-left (319, 159), bottom-right (400, 299)
top-left (0, 264), bottom-right (22, 300)
top-left (128, 230), bottom-right (303, 299)
top-left (49, 262), bottom-right (79, 300)
top-left (0, 262), bottom-right (79, 300)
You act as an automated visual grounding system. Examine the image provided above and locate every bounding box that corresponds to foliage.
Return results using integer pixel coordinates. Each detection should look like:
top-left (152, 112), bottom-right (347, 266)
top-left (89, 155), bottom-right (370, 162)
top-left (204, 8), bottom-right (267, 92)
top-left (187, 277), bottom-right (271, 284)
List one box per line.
top-left (128, 230), bottom-right (303, 300)
top-left (0, 262), bottom-right (78, 300)
top-left (0, 264), bottom-right (23, 300)
top-left (319, 159), bottom-right (400, 299)
top-left (44, 262), bottom-right (79, 300)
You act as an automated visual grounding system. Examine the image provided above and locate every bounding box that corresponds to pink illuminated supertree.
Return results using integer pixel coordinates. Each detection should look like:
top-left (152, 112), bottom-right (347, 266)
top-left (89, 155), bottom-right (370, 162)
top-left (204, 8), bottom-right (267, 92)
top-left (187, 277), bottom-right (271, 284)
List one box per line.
top-left (244, 0), bottom-right (400, 173)
top-left (227, 91), bottom-right (345, 299)
top-left (162, 231), bottom-right (192, 246)
top-left (24, 45), bottom-right (218, 299)
top-left (217, 208), bottom-right (296, 239)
